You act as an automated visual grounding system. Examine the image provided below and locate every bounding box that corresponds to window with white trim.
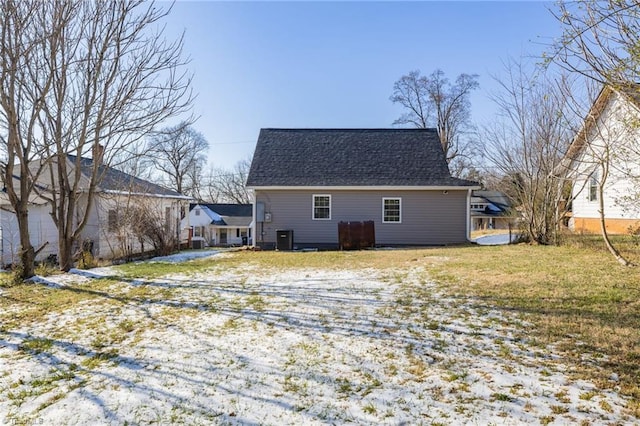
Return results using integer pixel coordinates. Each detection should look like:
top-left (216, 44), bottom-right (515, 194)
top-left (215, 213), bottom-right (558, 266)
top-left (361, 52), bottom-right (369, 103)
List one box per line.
top-left (383, 198), bottom-right (401, 223)
top-left (588, 172), bottom-right (598, 202)
top-left (313, 195), bottom-right (331, 220)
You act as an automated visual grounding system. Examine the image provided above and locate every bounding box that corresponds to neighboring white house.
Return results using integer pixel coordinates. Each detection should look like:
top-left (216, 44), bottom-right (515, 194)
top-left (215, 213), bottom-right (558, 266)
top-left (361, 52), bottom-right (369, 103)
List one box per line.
top-left (185, 203), bottom-right (253, 247)
top-left (563, 85), bottom-right (640, 234)
top-left (469, 190), bottom-right (515, 231)
top-left (0, 192), bottom-right (59, 266)
top-left (0, 154), bottom-right (191, 267)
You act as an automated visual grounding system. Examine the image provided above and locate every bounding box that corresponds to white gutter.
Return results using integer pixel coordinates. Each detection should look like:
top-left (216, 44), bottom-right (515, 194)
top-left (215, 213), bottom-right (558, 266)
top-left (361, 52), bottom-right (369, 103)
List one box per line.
top-left (247, 185), bottom-right (477, 191)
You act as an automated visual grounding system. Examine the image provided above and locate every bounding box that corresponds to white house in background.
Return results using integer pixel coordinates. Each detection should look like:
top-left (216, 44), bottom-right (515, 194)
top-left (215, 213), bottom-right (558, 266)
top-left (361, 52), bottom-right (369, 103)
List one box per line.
top-left (563, 85), bottom-right (640, 234)
top-left (469, 190), bottom-right (515, 231)
top-left (186, 203), bottom-right (253, 248)
top-left (0, 189), bottom-right (59, 266)
top-left (0, 153), bottom-right (191, 267)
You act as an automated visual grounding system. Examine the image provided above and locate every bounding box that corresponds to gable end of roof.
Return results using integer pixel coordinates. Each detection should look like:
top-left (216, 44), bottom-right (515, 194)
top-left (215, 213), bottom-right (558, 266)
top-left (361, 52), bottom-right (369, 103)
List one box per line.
top-left (247, 128), bottom-right (478, 188)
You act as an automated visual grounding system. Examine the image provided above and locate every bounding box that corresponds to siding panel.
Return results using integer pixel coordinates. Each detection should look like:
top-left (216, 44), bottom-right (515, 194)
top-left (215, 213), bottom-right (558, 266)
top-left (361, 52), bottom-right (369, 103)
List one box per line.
top-left (255, 189), bottom-right (468, 247)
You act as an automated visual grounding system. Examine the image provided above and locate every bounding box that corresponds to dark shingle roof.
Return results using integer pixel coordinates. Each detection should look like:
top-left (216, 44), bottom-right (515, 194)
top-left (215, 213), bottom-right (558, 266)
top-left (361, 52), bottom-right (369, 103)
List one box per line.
top-left (69, 155), bottom-right (185, 198)
top-left (191, 203), bottom-right (252, 217)
top-left (191, 203), bottom-right (252, 227)
top-left (472, 190), bottom-right (512, 211)
top-left (246, 129), bottom-right (477, 187)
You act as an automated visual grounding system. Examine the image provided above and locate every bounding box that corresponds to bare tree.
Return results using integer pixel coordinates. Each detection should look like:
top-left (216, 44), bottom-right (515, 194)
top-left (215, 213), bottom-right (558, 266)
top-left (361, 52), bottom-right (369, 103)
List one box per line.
top-left (560, 83), bottom-right (635, 266)
top-left (549, 0), bottom-right (640, 86)
top-left (111, 140), bottom-right (155, 182)
top-left (130, 202), bottom-right (177, 257)
top-left (0, 1), bottom-right (66, 278)
top-left (202, 158), bottom-right (252, 204)
top-left (196, 167), bottom-right (221, 203)
top-left (549, 0), bottom-right (640, 264)
top-left (390, 69), bottom-right (480, 174)
top-left (0, 0), bottom-right (192, 275)
top-left (483, 59), bottom-right (576, 245)
top-left (148, 122), bottom-right (208, 196)
top-left (99, 195), bottom-right (178, 260)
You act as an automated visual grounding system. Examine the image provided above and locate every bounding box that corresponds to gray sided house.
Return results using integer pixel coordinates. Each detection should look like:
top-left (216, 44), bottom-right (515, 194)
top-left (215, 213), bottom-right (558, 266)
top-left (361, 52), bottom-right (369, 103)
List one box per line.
top-left (246, 128), bottom-right (479, 249)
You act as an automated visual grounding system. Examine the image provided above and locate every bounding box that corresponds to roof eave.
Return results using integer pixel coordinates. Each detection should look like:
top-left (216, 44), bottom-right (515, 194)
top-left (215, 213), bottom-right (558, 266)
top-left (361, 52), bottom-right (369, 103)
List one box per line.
top-left (101, 189), bottom-right (193, 200)
top-left (247, 184), bottom-right (481, 191)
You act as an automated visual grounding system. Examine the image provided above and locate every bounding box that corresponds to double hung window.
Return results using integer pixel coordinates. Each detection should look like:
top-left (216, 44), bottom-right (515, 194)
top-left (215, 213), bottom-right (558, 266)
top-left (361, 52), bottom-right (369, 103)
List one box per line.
top-left (313, 195), bottom-right (331, 220)
top-left (383, 198), bottom-right (401, 223)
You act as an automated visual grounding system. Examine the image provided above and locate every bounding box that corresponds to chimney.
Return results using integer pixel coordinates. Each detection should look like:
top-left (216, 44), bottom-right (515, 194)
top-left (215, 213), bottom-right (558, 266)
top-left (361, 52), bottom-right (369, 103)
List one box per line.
top-left (93, 144), bottom-right (104, 165)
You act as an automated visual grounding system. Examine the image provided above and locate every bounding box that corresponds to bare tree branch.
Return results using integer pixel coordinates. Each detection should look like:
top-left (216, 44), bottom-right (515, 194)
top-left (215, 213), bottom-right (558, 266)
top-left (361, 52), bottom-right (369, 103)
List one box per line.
top-left (147, 121), bottom-right (208, 196)
top-left (0, 0), bottom-right (193, 275)
top-left (483, 58), bottom-right (577, 245)
top-left (390, 69), bottom-right (479, 176)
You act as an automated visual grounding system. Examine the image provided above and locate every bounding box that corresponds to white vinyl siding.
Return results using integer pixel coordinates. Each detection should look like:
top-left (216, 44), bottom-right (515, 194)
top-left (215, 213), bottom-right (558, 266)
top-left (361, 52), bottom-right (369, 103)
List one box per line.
top-left (570, 89), bottom-right (640, 221)
top-left (382, 198), bottom-right (401, 223)
top-left (313, 194), bottom-right (331, 220)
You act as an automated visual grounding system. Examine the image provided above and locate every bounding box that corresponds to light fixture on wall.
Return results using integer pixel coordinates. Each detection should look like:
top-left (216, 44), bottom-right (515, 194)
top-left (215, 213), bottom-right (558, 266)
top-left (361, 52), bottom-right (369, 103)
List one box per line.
top-left (442, 190), bottom-right (449, 194)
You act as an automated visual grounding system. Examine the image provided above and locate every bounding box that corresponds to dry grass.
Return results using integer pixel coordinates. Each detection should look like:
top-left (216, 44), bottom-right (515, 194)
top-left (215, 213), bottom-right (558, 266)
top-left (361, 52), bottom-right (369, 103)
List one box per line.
top-left (193, 243), bottom-right (640, 415)
top-left (2, 240), bottom-right (639, 417)
top-left (0, 281), bottom-right (106, 330)
top-left (419, 243), bottom-right (640, 415)
top-left (212, 248), bottom-right (433, 271)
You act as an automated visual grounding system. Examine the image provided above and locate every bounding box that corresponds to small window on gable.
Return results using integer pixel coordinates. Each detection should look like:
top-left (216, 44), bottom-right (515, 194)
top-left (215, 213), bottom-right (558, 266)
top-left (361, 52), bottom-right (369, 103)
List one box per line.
top-left (108, 210), bottom-right (117, 232)
top-left (313, 195), bottom-right (331, 220)
top-left (589, 172), bottom-right (598, 202)
top-left (383, 198), bottom-right (401, 223)
top-left (195, 209), bottom-right (200, 216)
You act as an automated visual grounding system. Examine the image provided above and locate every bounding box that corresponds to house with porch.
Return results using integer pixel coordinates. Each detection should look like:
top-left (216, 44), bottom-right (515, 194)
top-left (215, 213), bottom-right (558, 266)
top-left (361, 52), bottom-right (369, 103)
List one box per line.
top-left (470, 190), bottom-right (515, 231)
top-left (186, 203), bottom-right (252, 247)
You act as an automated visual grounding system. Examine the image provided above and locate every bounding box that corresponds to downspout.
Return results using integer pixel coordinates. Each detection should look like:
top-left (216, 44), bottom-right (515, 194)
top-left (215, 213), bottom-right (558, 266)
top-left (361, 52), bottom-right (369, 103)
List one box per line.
top-left (466, 188), bottom-right (472, 242)
top-left (251, 192), bottom-right (257, 248)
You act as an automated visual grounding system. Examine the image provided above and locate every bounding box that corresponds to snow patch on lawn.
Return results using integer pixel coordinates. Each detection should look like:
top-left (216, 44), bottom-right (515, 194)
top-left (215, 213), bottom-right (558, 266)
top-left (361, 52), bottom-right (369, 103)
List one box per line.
top-left (147, 249), bottom-right (221, 263)
top-left (0, 262), bottom-right (635, 425)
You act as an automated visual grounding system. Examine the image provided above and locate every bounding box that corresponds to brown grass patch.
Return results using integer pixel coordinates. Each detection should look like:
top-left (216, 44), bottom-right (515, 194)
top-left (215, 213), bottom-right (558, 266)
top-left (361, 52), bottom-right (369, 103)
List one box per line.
top-left (419, 243), bottom-right (640, 416)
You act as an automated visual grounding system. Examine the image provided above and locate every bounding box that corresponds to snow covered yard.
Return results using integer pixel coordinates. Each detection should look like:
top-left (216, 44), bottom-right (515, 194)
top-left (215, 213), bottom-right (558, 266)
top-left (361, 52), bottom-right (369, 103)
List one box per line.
top-left (0, 251), bottom-right (635, 425)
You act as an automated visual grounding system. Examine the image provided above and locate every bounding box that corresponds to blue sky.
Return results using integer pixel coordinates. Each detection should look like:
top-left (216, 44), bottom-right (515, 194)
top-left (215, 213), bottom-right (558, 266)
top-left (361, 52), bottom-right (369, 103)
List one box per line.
top-left (163, 1), bottom-right (561, 169)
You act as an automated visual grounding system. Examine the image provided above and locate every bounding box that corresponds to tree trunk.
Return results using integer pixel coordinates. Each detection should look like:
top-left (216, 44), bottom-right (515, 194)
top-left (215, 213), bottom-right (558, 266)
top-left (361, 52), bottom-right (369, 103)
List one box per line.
top-left (598, 185), bottom-right (632, 267)
top-left (17, 205), bottom-right (36, 279)
top-left (57, 232), bottom-right (75, 272)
